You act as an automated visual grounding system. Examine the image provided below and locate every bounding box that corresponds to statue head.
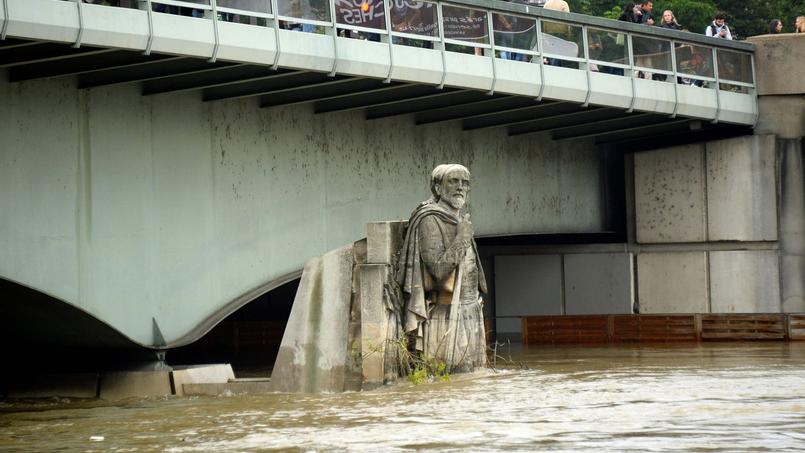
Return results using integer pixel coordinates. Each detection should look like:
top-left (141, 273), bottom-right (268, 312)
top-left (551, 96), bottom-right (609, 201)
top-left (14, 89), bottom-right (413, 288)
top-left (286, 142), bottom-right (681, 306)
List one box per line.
top-left (430, 164), bottom-right (471, 212)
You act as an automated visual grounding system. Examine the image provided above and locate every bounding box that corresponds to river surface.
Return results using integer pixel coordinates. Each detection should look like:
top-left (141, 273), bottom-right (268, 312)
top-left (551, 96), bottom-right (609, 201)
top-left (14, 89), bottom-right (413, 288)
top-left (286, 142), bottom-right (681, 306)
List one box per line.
top-left (2, 343), bottom-right (805, 452)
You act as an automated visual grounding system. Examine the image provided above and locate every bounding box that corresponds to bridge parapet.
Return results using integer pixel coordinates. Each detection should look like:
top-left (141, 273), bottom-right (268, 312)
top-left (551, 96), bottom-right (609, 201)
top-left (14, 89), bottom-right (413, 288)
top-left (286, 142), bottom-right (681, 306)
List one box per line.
top-left (2, 0), bottom-right (757, 125)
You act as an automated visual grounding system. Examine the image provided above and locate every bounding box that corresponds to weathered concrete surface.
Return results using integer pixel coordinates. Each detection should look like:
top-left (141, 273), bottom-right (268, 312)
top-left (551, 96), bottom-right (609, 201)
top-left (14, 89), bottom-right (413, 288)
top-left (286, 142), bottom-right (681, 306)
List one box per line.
top-left (269, 244), bottom-right (354, 393)
top-left (755, 96), bottom-right (805, 139)
top-left (637, 252), bottom-right (708, 313)
top-left (494, 255), bottom-right (563, 336)
top-left (710, 251), bottom-right (781, 313)
top-left (634, 145), bottom-right (706, 243)
top-left (6, 373), bottom-right (98, 399)
top-left (706, 135), bottom-right (777, 242)
top-left (747, 34), bottom-right (805, 96)
top-left (171, 364), bottom-right (235, 396)
top-left (358, 264), bottom-right (388, 389)
top-left (778, 139), bottom-right (805, 312)
top-left (367, 221), bottom-right (407, 265)
top-left (563, 253), bottom-right (633, 315)
top-left (99, 370), bottom-right (171, 400)
top-left (0, 74), bottom-right (606, 347)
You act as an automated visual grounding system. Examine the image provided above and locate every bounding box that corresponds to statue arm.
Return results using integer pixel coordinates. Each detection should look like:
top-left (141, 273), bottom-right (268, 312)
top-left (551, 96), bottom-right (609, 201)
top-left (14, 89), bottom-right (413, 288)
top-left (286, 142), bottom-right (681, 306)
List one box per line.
top-left (418, 216), bottom-right (468, 282)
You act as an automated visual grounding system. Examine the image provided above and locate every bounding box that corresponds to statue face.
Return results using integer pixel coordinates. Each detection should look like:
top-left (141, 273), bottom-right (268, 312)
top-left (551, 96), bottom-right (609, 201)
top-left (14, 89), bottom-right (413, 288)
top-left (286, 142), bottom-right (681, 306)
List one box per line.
top-left (437, 169), bottom-right (471, 211)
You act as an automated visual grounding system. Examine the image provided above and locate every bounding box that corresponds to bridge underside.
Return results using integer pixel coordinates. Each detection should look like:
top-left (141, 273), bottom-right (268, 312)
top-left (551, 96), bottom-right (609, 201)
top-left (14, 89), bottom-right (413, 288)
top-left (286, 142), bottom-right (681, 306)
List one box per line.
top-left (1, 37), bottom-right (751, 148)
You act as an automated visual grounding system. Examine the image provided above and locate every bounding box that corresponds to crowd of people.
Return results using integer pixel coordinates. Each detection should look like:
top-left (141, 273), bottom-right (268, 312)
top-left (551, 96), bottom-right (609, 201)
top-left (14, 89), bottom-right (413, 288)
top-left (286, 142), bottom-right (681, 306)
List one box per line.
top-left (611, 0), bottom-right (805, 39)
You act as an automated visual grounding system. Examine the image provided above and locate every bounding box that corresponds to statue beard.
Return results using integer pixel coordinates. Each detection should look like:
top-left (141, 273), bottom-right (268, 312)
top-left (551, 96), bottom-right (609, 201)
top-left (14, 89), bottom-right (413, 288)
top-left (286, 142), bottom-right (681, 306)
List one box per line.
top-left (445, 194), bottom-right (466, 211)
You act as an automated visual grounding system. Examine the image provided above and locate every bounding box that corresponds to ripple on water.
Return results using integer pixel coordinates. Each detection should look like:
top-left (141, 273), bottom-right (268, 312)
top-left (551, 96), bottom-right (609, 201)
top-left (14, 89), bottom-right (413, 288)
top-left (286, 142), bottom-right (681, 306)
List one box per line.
top-left (2, 343), bottom-right (805, 451)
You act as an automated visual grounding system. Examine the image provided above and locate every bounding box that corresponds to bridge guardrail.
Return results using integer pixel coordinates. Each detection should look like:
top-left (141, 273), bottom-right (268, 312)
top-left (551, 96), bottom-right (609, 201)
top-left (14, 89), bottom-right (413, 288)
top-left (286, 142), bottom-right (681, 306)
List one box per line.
top-left (17, 0), bottom-right (757, 124)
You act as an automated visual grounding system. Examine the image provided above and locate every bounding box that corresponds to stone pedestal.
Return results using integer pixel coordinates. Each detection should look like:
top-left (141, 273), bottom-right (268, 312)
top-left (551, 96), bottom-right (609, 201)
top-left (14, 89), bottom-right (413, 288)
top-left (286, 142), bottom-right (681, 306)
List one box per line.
top-left (171, 364), bottom-right (235, 396)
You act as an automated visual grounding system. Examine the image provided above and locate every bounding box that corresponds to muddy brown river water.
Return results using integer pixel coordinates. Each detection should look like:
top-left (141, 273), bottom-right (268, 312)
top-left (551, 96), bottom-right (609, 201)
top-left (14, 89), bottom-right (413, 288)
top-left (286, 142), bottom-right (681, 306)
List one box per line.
top-left (2, 343), bottom-right (805, 452)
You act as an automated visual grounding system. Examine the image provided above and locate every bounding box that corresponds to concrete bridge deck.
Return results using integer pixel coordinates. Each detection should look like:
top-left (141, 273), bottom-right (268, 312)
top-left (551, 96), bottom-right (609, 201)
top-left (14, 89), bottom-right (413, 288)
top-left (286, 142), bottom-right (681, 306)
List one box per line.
top-left (1, 0), bottom-right (757, 134)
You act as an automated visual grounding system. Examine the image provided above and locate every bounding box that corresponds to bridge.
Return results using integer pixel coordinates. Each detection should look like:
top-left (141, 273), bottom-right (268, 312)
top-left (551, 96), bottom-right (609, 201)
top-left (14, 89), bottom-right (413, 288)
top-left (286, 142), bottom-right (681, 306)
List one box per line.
top-left (0, 0), bottom-right (781, 366)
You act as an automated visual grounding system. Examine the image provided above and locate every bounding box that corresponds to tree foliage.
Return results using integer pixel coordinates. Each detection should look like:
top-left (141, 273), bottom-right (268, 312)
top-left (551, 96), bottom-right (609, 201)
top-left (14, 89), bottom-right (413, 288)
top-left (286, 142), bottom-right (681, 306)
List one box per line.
top-left (562, 0), bottom-right (805, 38)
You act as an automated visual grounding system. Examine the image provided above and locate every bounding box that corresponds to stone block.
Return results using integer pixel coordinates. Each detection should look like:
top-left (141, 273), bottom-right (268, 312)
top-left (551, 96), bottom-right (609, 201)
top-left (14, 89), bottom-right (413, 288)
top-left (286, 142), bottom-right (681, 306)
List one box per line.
top-left (706, 135), bottom-right (777, 242)
top-left (637, 252), bottom-right (708, 313)
top-left (171, 364), bottom-right (235, 396)
top-left (746, 35), bottom-right (805, 96)
top-left (634, 145), bottom-right (707, 243)
top-left (494, 255), bottom-right (563, 335)
top-left (564, 253), bottom-right (634, 315)
top-left (755, 96), bottom-right (805, 139)
top-left (7, 373), bottom-right (98, 399)
top-left (269, 244), bottom-right (354, 393)
top-left (358, 264), bottom-right (389, 388)
top-left (367, 221), bottom-right (407, 265)
top-left (99, 370), bottom-right (172, 400)
top-left (710, 251), bottom-right (781, 313)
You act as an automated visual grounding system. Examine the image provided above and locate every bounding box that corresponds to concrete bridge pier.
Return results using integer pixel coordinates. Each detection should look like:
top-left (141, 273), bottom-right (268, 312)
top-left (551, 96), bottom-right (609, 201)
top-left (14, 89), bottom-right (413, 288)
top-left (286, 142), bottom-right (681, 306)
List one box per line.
top-left (749, 35), bottom-right (805, 313)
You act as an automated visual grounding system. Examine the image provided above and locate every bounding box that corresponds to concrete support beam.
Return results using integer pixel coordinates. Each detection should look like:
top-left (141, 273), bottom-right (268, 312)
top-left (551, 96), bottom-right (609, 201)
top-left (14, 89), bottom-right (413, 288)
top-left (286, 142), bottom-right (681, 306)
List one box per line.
top-left (637, 252), bottom-right (708, 313)
top-left (710, 251), bottom-right (781, 313)
top-left (706, 135), bottom-right (777, 241)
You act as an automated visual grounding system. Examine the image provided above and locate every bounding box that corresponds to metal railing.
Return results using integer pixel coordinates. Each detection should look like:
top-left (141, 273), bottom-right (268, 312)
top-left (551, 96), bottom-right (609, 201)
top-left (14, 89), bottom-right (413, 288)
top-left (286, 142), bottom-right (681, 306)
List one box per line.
top-left (28, 0), bottom-right (757, 110)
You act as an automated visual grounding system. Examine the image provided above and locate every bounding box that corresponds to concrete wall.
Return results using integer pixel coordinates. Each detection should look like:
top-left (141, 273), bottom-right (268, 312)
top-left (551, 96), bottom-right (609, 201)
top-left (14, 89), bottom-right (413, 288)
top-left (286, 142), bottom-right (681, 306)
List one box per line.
top-left (632, 135), bottom-right (785, 314)
top-left (494, 251), bottom-right (633, 337)
top-left (0, 73), bottom-right (606, 347)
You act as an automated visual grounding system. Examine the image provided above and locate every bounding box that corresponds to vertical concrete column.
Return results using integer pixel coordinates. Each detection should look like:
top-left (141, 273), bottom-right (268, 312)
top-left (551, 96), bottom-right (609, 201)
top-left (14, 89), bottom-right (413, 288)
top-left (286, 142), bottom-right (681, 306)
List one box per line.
top-left (779, 139), bottom-right (805, 312)
top-left (747, 35), bottom-right (805, 313)
top-left (359, 221), bottom-right (407, 388)
top-left (358, 264), bottom-right (389, 389)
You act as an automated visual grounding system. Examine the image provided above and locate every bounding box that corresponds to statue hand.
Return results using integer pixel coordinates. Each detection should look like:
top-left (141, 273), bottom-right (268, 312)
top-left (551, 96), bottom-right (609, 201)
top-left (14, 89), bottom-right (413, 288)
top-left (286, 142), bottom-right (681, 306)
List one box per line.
top-left (456, 214), bottom-right (474, 242)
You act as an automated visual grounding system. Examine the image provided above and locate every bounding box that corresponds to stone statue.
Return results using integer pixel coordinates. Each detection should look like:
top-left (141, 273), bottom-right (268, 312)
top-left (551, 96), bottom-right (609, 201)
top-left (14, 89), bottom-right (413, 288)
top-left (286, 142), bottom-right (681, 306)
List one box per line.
top-left (396, 164), bottom-right (487, 373)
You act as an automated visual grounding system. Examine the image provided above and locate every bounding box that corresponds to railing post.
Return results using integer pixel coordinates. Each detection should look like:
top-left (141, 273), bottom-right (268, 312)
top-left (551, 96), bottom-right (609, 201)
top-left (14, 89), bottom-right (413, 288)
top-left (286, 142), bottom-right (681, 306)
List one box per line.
top-left (72, 0), bottom-right (85, 49)
top-left (436, 2), bottom-right (447, 90)
top-left (750, 53), bottom-right (759, 127)
top-left (581, 24), bottom-right (591, 107)
top-left (143, 0), bottom-right (154, 55)
top-left (0, 0), bottom-right (8, 41)
top-left (486, 10), bottom-right (497, 96)
top-left (536, 18), bottom-right (545, 102)
top-left (711, 46), bottom-right (720, 123)
top-left (670, 39), bottom-right (679, 118)
top-left (328, 0), bottom-right (338, 76)
top-left (208, 0), bottom-right (220, 63)
top-left (383, 0), bottom-right (394, 83)
top-left (270, 0), bottom-right (281, 69)
top-left (626, 33), bottom-right (636, 113)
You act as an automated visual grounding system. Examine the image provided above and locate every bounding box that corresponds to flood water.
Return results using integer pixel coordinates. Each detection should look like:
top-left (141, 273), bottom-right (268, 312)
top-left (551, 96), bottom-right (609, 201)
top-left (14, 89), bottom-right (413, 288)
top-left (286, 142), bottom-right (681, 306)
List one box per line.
top-left (2, 343), bottom-right (805, 452)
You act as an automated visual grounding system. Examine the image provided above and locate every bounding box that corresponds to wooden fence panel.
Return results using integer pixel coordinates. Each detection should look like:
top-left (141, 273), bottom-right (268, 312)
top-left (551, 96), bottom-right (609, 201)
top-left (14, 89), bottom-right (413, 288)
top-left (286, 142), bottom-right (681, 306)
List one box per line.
top-left (700, 314), bottom-right (786, 341)
top-left (612, 315), bottom-right (697, 342)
